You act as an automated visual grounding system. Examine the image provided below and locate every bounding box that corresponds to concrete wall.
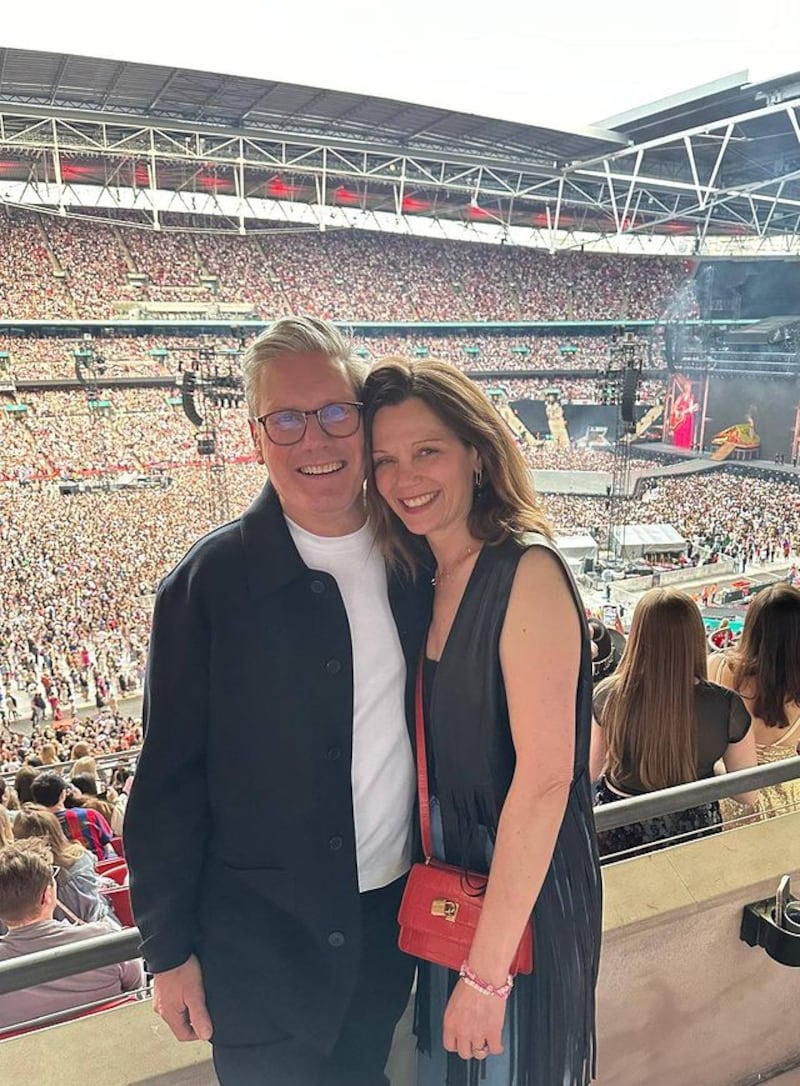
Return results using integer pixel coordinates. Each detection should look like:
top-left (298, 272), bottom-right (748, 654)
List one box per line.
top-left (597, 812), bottom-right (800, 1086)
top-left (1, 814), bottom-right (798, 1086)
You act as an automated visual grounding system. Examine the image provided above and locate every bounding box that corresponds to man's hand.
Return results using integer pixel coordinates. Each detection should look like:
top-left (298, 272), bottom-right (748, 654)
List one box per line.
top-left (153, 954), bottom-right (213, 1042)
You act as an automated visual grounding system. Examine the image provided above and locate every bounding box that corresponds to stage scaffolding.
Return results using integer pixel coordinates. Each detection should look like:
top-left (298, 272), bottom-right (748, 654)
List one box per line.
top-left (605, 333), bottom-right (646, 558)
top-left (175, 344), bottom-right (245, 527)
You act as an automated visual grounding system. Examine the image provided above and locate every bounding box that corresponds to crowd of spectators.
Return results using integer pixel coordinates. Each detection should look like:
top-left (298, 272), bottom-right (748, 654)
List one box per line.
top-left (0, 712), bottom-right (143, 774)
top-left (541, 473), bottom-right (800, 565)
top-left (0, 390), bottom-right (253, 480)
top-left (0, 207), bottom-right (689, 322)
top-left (2, 330), bottom-right (664, 381)
top-left (1, 377), bottom-right (669, 483)
top-left (0, 464), bottom-right (263, 746)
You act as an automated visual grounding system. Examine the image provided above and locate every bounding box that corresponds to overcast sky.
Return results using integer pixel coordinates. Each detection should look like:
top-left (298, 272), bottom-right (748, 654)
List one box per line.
top-left (5, 2), bottom-right (800, 131)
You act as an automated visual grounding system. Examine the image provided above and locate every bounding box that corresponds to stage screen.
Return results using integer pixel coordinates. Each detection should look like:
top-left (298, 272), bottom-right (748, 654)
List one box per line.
top-left (706, 377), bottom-right (800, 460)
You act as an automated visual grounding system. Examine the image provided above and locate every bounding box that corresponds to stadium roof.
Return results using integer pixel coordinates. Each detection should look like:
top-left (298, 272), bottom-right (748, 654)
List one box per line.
top-left (0, 47), bottom-right (622, 165)
top-left (2, 47), bottom-right (800, 254)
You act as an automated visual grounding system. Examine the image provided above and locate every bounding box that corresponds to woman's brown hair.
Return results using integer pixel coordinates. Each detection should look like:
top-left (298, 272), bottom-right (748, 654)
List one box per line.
top-left (363, 356), bottom-right (551, 575)
top-left (12, 804), bottom-right (86, 869)
top-left (596, 588), bottom-right (707, 791)
top-left (726, 582), bottom-right (800, 727)
top-left (0, 808), bottom-right (13, 847)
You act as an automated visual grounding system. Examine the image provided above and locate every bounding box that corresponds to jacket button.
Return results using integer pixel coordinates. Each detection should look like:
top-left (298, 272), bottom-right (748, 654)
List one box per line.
top-left (310, 580), bottom-right (325, 594)
top-left (328, 931), bottom-right (345, 948)
top-left (326, 746), bottom-right (342, 761)
top-left (326, 659), bottom-right (341, 675)
top-left (329, 835), bottom-right (343, 851)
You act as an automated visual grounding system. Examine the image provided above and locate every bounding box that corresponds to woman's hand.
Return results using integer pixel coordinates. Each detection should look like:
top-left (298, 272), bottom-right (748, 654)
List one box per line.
top-left (442, 980), bottom-right (506, 1061)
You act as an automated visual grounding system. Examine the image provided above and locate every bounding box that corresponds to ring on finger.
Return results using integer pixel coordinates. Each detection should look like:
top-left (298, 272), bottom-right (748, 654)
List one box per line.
top-left (471, 1041), bottom-right (489, 1058)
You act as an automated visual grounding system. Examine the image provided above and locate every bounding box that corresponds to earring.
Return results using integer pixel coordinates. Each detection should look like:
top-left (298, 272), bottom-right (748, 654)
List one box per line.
top-left (473, 468), bottom-right (483, 491)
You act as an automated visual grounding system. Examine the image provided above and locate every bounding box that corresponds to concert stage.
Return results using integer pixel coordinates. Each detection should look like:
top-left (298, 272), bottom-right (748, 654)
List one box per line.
top-left (635, 441), bottom-right (800, 476)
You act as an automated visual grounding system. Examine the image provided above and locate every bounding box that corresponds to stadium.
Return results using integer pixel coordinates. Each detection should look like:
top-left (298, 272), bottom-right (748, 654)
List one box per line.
top-left (0, 33), bottom-right (799, 1086)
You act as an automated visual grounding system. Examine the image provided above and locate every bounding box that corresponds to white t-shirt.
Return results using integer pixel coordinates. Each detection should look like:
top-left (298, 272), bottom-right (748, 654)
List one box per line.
top-left (287, 517), bottom-right (415, 892)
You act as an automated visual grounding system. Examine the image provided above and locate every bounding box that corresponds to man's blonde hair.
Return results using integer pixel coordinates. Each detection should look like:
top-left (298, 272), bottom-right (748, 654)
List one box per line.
top-left (241, 316), bottom-right (366, 416)
top-left (0, 839), bottom-right (54, 923)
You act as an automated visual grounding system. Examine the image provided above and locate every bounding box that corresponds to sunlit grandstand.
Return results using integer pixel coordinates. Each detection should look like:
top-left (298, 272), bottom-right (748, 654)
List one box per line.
top-left (1, 41), bottom-right (800, 1086)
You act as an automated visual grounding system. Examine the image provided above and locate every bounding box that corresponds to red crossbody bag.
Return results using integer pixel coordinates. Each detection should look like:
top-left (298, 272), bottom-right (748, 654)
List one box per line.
top-left (397, 655), bottom-right (533, 974)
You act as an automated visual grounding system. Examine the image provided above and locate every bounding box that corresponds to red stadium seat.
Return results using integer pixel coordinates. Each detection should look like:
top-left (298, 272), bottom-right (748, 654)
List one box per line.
top-left (101, 885), bottom-right (135, 928)
top-left (109, 836), bottom-right (125, 857)
top-left (97, 861), bottom-right (128, 884)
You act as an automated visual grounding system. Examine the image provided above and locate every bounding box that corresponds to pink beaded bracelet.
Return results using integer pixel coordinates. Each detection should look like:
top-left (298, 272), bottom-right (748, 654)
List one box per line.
top-left (459, 961), bottom-right (514, 1000)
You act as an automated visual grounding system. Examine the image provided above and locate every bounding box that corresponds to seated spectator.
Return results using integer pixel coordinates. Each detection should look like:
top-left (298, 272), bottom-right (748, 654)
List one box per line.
top-left (70, 742), bottom-right (91, 761)
top-left (0, 839), bottom-right (142, 1031)
top-left (29, 772), bottom-right (115, 861)
top-left (39, 744), bottom-right (58, 766)
top-left (14, 766), bottom-right (38, 806)
top-left (13, 806), bottom-right (119, 926)
top-left (71, 755), bottom-right (107, 790)
top-left (711, 583), bottom-right (800, 820)
top-left (69, 773), bottom-right (115, 825)
top-left (590, 588), bottom-right (759, 859)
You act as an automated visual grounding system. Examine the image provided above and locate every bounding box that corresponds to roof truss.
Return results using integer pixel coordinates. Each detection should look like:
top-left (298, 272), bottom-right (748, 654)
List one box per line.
top-left (1, 91), bottom-right (800, 254)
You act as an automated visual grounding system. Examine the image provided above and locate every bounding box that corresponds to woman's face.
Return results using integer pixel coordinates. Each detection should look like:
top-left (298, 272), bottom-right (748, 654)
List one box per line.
top-left (371, 397), bottom-right (479, 539)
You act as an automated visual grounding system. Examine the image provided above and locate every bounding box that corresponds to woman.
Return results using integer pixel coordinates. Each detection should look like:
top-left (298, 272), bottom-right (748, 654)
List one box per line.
top-left (364, 357), bottom-right (601, 1086)
top-left (12, 804), bottom-right (119, 927)
top-left (591, 588), bottom-right (759, 858)
top-left (711, 582), bottom-right (800, 820)
top-left (40, 742), bottom-right (59, 765)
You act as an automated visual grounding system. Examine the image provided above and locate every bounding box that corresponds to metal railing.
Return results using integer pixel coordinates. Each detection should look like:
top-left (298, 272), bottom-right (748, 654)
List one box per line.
top-left (593, 755), bottom-right (800, 831)
top-left (2, 747), bottom-right (142, 787)
top-left (0, 756), bottom-right (797, 1003)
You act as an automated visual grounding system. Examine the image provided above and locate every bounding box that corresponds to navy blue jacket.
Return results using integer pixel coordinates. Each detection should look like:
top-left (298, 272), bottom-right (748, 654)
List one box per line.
top-left (125, 482), bottom-right (429, 1051)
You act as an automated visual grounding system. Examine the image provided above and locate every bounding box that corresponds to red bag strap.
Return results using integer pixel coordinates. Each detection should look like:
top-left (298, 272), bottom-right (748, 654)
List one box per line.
top-left (415, 651), bottom-right (433, 862)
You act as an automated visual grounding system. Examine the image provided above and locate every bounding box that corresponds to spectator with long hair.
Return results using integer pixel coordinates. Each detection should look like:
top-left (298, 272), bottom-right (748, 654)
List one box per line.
top-left (711, 582), bottom-right (800, 820)
top-left (12, 805), bottom-right (119, 926)
top-left (591, 588), bottom-right (759, 858)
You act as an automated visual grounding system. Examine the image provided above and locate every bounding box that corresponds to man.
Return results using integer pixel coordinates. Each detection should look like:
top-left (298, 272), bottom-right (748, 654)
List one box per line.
top-left (126, 317), bottom-right (429, 1085)
top-left (30, 771), bottom-right (116, 861)
top-left (0, 839), bottom-right (143, 1030)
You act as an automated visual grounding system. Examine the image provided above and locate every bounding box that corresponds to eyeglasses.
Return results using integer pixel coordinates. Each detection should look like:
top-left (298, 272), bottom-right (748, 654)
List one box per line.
top-left (41, 866), bottom-right (60, 905)
top-left (254, 401), bottom-right (363, 446)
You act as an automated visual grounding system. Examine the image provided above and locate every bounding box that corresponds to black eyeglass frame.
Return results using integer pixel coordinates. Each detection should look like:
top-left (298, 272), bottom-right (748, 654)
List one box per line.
top-left (253, 401), bottom-right (364, 446)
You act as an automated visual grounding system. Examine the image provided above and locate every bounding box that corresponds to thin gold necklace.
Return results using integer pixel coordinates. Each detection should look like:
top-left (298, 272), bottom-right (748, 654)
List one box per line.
top-left (431, 544), bottom-right (479, 588)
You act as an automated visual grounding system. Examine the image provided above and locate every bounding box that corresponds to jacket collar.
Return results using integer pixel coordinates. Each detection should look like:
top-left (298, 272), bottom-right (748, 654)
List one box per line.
top-left (239, 482), bottom-right (309, 600)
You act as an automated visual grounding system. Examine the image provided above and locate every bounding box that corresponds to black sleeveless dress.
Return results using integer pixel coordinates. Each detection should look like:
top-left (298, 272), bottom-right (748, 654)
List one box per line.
top-left (417, 535), bottom-right (601, 1086)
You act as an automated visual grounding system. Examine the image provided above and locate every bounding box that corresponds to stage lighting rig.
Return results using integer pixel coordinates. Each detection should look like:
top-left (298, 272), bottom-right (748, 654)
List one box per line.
top-left (74, 342), bottom-right (108, 399)
top-left (172, 343), bottom-right (246, 526)
top-left (604, 331), bottom-right (647, 559)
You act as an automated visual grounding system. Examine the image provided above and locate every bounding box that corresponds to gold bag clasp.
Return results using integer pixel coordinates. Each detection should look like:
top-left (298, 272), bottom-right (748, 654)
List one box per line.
top-left (431, 898), bottom-right (459, 922)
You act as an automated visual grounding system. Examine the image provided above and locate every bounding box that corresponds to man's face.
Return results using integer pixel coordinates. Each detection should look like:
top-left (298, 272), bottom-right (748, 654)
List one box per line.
top-left (249, 352), bottom-right (366, 537)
